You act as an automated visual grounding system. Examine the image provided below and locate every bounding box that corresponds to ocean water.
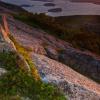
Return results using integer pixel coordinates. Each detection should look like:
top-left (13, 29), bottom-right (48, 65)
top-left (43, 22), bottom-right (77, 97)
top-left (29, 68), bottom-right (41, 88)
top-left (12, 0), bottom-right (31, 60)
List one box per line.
top-left (1, 0), bottom-right (100, 16)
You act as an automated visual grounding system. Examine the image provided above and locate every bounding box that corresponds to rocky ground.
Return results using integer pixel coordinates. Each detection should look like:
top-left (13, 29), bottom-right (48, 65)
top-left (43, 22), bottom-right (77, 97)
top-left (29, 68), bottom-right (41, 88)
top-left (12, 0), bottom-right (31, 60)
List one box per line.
top-left (32, 53), bottom-right (100, 100)
top-left (8, 16), bottom-right (100, 82)
top-left (0, 68), bottom-right (7, 76)
top-left (0, 1), bottom-right (100, 99)
top-left (6, 16), bottom-right (100, 99)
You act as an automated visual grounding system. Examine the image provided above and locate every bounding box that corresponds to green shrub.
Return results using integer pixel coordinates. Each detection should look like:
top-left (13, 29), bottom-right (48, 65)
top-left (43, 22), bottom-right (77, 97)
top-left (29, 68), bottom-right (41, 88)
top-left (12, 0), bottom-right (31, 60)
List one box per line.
top-left (0, 52), bottom-right (66, 100)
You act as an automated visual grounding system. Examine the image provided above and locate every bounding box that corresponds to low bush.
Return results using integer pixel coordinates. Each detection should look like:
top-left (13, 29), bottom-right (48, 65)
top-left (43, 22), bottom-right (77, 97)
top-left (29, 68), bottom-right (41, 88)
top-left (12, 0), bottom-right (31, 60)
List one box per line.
top-left (0, 52), bottom-right (66, 100)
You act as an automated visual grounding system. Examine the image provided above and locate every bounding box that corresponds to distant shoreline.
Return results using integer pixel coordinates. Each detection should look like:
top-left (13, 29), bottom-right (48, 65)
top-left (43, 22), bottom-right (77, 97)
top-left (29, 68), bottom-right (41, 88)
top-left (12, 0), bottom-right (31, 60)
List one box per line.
top-left (1, 0), bottom-right (100, 17)
top-left (71, 0), bottom-right (100, 5)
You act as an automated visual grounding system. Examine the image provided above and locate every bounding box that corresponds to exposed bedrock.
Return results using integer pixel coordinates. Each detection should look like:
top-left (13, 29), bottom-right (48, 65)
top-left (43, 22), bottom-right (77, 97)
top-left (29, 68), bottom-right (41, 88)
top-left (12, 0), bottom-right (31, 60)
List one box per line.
top-left (8, 16), bottom-right (100, 83)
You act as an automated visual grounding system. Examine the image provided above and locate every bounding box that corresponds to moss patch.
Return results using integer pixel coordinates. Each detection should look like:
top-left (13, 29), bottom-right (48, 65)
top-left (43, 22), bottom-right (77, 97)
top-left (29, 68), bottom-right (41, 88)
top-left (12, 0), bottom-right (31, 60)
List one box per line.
top-left (9, 35), bottom-right (40, 80)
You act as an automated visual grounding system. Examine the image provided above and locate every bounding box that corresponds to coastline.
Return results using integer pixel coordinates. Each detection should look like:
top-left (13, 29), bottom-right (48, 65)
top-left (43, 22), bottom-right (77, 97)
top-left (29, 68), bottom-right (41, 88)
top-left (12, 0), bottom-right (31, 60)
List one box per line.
top-left (1, 0), bottom-right (100, 17)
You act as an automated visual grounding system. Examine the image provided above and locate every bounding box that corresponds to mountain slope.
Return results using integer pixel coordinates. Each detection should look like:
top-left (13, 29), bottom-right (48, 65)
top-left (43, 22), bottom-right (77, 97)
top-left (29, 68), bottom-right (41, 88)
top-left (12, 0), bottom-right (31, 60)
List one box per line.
top-left (0, 1), bottom-right (100, 99)
top-left (6, 14), bottom-right (100, 99)
top-left (32, 53), bottom-right (100, 99)
top-left (8, 16), bottom-right (100, 83)
top-left (0, 14), bottom-right (66, 100)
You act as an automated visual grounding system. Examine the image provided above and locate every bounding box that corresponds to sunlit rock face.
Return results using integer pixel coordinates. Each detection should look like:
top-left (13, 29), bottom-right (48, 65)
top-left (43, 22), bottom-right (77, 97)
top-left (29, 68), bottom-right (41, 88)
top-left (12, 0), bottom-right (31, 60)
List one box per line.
top-left (31, 53), bottom-right (100, 99)
top-left (2, 0), bottom-right (100, 16)
top-left (0, 15), bottom-right (9, 42)
top-left (0, 15), bottom-right (16, 52)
